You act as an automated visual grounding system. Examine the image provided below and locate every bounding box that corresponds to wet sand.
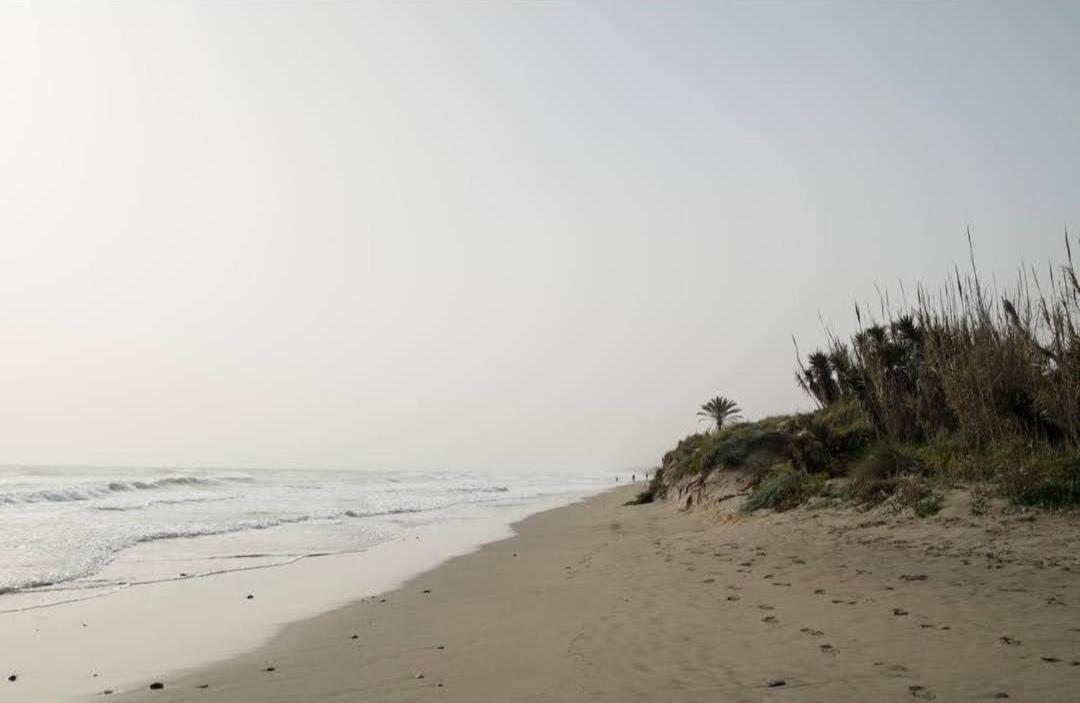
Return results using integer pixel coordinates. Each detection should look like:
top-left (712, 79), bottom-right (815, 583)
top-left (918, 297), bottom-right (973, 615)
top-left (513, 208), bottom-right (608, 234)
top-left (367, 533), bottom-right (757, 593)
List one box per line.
top-left (105, 485), bottom-right (1080, 702)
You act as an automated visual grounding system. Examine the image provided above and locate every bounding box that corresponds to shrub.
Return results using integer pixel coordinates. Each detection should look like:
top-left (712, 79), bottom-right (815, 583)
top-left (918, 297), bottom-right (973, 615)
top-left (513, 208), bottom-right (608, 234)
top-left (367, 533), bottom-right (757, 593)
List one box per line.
top-left (742, 464), bottom-right (824, 512)
top-left (848, 443), bottom-right (924, 504)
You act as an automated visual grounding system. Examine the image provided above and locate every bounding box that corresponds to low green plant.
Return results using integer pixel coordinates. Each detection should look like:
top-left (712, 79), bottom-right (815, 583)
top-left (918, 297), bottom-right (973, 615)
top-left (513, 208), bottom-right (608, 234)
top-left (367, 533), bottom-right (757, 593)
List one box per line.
top-left (742, 463), bottom-right (824, 512)
top-left (848, 443), bottom-right (924, 505)
top-left (913, 492), bottom-right (944, 518)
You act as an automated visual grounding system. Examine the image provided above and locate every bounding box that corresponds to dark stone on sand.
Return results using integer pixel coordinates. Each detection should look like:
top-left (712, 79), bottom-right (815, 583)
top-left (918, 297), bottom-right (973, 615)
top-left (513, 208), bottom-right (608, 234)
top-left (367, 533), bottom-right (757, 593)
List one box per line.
top-left (149, 682), bottom-right (165, 690)
top-left (415, 673), bottom-right (425, 679)
top-left (1041, 657), bottom-right (1061, 663)
top-left (351, 634), bottom-right (358, 639)
top-left (893, 608), bottom-right (909, 616)
top-left (767, 679), bottom-right (786, 687)
top-left (512, 553), bottom-right (517, 557)
top-left (7, 675), bottom-right (16, 682)
top-left (103, 689), bottom-right (114, 695)
top-left (422, 589), bottom-right (431, 594)
top-left (993, 694), bottom-right (1010, 699)
top-left (246, 594), bottom-right (254, 600)
top-left (264, 666), bottom-right (276, 672)
top-left (197, 684), bottom-right (210, 688)
top-left (436, 645), bottom-right (445, 650)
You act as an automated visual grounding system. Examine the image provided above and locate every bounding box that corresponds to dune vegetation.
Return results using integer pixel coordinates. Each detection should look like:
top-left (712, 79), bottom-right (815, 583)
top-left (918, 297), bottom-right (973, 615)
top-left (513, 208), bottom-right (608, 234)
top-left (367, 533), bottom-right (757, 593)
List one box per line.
top-left (642, 235), bottom-right (1080, 515)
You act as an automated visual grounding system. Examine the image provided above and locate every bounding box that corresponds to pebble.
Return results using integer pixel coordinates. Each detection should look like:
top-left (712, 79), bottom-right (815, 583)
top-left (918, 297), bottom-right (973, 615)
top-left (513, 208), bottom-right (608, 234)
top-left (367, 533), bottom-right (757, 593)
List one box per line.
top-left (103, 689), bottom-right (114, 695)
top-left (415, 673), bottom-right (425, 679)
top-left (767, 679), bottom-right (785, 687)
top-left (246, 594), bottom-right (254, 600)
top-left (149, 682), bottom-right (165, 690)
top-left (7, 675), bottom-right (16, 682)
top-left (264, 666), bottom-right (276, 672)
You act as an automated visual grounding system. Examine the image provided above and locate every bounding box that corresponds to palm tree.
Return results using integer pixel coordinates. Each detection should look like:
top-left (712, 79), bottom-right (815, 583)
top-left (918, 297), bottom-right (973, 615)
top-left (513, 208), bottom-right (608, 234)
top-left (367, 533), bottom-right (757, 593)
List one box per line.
top-left (697, 396), bottom-right (742, 433)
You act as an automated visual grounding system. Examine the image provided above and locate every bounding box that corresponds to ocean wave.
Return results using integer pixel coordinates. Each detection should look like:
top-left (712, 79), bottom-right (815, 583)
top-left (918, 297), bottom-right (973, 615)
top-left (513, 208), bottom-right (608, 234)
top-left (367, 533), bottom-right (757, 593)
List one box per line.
top-left (0, 475), bottom-right (250, 506)
top-left (447, 485), bottom-right (509, 494)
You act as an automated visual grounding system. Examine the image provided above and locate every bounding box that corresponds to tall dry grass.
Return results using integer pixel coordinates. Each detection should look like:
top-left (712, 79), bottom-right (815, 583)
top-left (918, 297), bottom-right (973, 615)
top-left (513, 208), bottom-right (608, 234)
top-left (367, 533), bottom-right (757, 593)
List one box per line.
top-left (798, 232), bottom-right (1080, 463)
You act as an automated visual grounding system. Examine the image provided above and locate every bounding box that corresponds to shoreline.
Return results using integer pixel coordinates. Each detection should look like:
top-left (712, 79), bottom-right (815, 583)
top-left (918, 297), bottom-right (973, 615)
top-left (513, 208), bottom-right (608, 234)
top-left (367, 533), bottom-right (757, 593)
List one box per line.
top-left (0, 490), bottom-right (610, 703)
top-left (106, 484), bottom-right (1080, 702)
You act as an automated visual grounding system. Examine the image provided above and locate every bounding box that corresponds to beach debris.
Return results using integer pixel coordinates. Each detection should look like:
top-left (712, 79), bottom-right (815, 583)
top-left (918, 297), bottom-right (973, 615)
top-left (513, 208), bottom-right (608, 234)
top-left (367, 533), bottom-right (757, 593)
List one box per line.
top-left (149, 682), bottom-right (165, 690)
top-left (264, 666), bottom-right (276, 672)
top-left (893, 608), bottom-right (909, 616)
top-left (246, 594), bottom-right (254, 600)
top-left (900, 573), bottom-right (929, 581)
top-left (436, 645), bottom-right (445, 650)
top-left (999, 636), bottom-right (1021, 646)
top-left (512, 553), bottom-right (518, 557)
top-left (7, 674), bottom-right (16, 682)
top-left (762, 615), bottom-right (778, 623)
top-left (767, 679), bottom-right (786, 687)
top-left (415, 673), bottom-right (425, 679)
top-left (993, 694), bottom-right (1010, 699)
top-left (196, 684), bottom-right (210, 688)
top-left (103, 689), bottom-right (114, 695)
top-left (422, 589), bottom-right (431, 594)
top-left (1041, 657), bottom-right (1061, 663)
top-left (351, 634), bottom-right (359, 639)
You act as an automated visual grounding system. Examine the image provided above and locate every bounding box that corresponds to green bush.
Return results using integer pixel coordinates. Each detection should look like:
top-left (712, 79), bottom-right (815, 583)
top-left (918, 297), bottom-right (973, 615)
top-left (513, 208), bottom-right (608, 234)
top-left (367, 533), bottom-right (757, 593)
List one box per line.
top-left (742, 464), bottom-right (824, 512)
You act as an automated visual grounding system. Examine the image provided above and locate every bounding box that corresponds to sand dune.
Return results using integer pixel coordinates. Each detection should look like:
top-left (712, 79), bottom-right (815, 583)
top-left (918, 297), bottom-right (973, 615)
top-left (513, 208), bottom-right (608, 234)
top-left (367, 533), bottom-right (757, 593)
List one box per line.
top-left (117, 486), bottom-right (1080, 702)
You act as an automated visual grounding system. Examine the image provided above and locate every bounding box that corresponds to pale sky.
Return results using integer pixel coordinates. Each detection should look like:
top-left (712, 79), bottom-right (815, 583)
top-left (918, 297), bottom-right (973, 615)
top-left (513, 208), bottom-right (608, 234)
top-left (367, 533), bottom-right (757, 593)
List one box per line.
top-left (0, 1), bottom-right (1076, 472)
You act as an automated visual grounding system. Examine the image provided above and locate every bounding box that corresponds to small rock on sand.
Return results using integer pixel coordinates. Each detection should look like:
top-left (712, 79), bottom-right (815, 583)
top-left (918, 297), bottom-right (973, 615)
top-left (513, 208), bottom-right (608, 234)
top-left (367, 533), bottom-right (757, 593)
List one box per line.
top-left (103, 689), bottom-right (113, 695)
top-left (245, 594), bottom-right (254, 600)
top-left (415, 673), bottom-right (425, 679)
top-left (149, 682), bottom-right (165, 690)
top-left (7, 675), bottom-right (16, 682)
top-left (264, 666), bottom-right (276, 672)
top-left (767, 679), bottom-right (786, 688)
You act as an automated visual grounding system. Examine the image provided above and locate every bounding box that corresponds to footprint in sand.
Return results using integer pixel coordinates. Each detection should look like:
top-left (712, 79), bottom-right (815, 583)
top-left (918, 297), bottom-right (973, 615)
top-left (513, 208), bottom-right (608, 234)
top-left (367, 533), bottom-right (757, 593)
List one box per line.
top-left (762, 616), bottom-right (779, 624)
top-left (909, 684), bottom-right (936, 699)
top-left (800, 628), bottom-right (825, 637)
top-left (820, 644), bottom-right (837, 654)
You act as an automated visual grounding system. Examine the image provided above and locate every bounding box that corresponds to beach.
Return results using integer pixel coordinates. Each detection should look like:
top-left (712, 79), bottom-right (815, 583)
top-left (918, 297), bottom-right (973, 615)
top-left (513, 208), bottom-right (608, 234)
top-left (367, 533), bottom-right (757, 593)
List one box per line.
top-left (92, 485), bottom-right (1080, 702)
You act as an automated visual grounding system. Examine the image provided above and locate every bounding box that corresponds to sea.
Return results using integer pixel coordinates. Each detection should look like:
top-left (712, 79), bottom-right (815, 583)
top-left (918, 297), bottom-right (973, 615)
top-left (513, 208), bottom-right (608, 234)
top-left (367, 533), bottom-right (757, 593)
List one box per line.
top-left (0, 466), bottom-right (611, 610)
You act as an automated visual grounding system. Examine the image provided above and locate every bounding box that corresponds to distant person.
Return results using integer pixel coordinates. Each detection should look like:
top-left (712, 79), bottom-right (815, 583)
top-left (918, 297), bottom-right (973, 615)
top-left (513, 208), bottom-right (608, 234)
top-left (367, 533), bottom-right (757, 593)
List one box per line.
top-left (632, 473), bottom-right (636, 482)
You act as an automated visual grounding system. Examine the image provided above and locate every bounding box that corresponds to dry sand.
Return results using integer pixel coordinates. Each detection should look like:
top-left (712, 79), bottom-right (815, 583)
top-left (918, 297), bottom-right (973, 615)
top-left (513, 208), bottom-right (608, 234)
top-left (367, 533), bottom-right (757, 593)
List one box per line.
top-left (113, 485), bottom-right (1080, 702)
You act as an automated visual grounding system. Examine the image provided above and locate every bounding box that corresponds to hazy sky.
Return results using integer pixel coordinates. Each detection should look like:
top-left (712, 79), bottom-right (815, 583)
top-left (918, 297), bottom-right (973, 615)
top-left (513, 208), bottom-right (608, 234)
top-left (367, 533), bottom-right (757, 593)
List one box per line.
top-left (0, 1), bottom-right (1076, 472)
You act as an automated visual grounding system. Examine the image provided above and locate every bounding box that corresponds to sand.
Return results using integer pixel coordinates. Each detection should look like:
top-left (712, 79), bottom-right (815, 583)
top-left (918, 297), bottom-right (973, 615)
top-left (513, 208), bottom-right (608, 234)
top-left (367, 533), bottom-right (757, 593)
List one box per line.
top-left (100, 485), bottom-right (1080, 701)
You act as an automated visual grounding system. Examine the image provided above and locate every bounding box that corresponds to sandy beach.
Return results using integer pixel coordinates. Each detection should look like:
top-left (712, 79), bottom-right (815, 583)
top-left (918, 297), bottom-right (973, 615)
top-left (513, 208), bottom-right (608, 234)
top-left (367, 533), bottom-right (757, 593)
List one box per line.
top-left (99, 485), bottom-right (1080, 702)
